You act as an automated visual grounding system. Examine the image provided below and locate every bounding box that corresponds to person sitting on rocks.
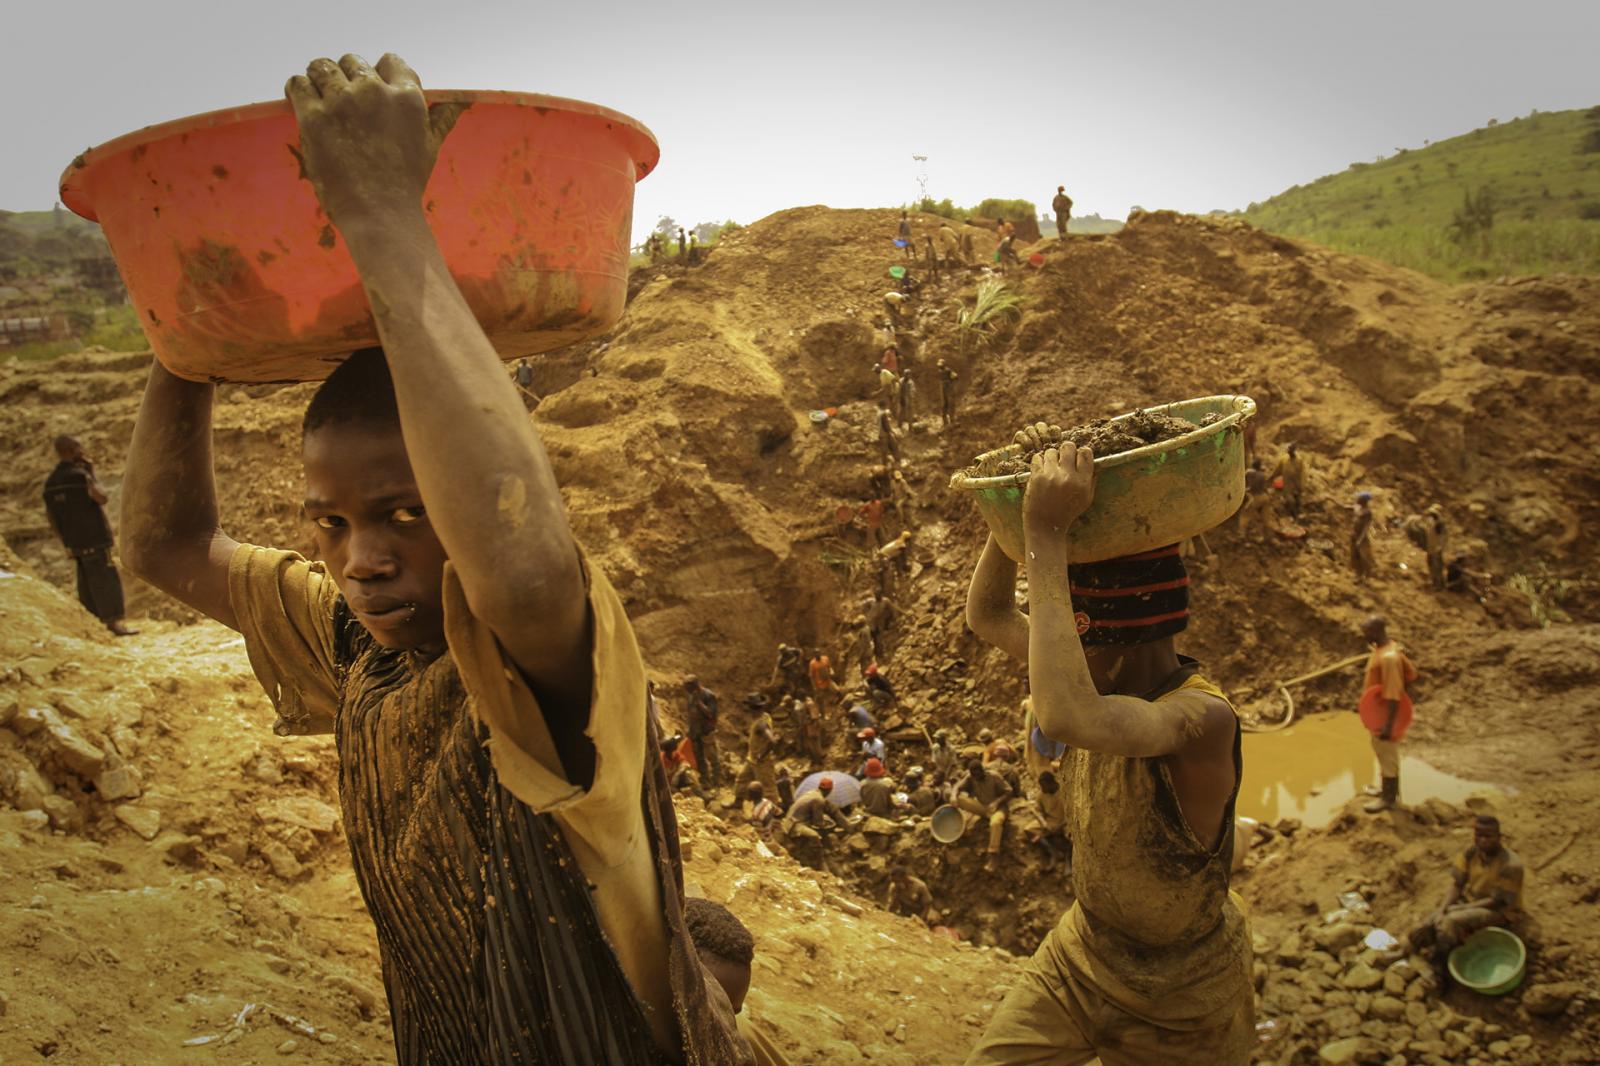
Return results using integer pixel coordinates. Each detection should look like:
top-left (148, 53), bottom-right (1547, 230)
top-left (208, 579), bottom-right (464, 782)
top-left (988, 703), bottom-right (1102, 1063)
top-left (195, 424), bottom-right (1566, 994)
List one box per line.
top-left (1406, 815), bottom-right (1524, 971)
top-left (953, 757), bottom-right (1012, 873)
top-left (774, 764), bottom-right (796, 813)
top-left (864, 663), bottom-right (897, 706)
top-left (662, 734), bottom-right (713, 806)
top-left (904, 768), bottom-right (940, 816)
top-left (684, 898), bottom-right (793, 1066)
top-left (846, 701), bottom-right (878, 734)
top-left (928, 728), bottom-right (961, 781)
top-left (885, 865), bottom-right (936, 925)
top-left (859, 757), bottom-right (901, 817)
top-left (781, 778), bottom-right (852, 851)
top-left (741, 783), bottom-right (778, 839)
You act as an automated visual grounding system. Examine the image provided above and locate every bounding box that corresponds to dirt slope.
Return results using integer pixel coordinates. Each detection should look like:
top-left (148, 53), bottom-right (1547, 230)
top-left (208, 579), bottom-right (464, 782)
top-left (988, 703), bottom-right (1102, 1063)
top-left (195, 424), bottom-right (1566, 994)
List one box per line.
top-left (4, 205), bottom-right (1600, 1063)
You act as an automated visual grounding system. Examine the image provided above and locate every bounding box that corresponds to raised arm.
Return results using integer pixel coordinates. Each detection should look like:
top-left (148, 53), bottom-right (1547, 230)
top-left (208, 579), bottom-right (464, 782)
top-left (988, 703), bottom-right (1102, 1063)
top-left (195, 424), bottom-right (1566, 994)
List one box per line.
top-left (287, 55), bottom-right (588, 711)
top-left (120, 365), bottom-right (240, 628)
top-left (1023, 445), bottom-right (1232, 758)
top-left (966, 535), bottom-right (1029, 662)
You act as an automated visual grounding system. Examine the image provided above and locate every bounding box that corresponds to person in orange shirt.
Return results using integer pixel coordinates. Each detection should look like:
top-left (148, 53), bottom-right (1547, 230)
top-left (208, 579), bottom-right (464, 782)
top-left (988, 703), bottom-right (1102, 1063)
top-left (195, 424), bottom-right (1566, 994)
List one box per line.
top-left (808, 650), bottom-right (836, 711)
top-left (1359, 615), bottom-right (1419, 813)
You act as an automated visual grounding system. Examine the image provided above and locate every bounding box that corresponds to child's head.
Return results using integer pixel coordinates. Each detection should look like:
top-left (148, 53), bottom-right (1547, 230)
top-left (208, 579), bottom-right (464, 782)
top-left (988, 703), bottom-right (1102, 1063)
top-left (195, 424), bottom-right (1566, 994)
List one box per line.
top-left (684, 897), bottom-right (755, 1014)
top-left (300, 348), bottom-right (447, 651)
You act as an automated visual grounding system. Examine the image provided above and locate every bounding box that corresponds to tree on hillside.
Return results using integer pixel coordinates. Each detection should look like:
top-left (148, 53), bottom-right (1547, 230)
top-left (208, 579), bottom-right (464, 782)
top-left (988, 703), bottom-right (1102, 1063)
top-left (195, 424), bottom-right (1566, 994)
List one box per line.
top-left (1448, 186), bottom-right (1498, 249)
top-left (653, 215), bottom-right (679, 240)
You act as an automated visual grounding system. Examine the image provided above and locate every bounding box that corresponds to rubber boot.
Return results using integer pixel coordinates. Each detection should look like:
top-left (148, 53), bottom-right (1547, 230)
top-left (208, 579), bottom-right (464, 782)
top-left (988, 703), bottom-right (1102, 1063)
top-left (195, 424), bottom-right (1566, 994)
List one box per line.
top-left (1364, 776), bottom-right (1398, 813)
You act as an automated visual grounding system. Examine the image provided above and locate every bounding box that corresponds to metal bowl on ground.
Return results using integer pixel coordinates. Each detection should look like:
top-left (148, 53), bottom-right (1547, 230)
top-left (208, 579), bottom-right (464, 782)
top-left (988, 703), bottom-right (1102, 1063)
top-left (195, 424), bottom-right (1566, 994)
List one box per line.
top-left (930, 804), bottom-right (965, 844)
top-left (1448, 927), bottom-right (1526, 995)
top-left (60, 91), bottom-right (658, 383)
top-left (949, 394), bottom-right (1255, 564)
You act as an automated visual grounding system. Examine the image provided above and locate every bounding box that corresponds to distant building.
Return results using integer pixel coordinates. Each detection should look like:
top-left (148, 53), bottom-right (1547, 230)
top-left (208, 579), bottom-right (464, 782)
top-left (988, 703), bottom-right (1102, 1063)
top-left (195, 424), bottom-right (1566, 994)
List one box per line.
top-left (0, 313), bottom-right (70, 347)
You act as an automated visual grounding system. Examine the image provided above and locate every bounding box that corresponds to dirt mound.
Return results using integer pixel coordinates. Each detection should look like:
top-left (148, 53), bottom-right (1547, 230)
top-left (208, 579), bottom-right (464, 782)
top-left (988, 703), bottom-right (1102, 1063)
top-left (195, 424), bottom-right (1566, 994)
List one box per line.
top-left (5, 203), bottom-right (1600, 1062)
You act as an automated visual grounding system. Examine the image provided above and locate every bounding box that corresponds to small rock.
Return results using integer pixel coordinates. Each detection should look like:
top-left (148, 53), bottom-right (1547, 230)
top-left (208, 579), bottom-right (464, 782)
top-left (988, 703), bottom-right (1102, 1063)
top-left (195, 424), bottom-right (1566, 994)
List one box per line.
top-left (114, 804), bottom-right (162, 840)
top-left (94, 764), bottom-right (143, 802)
top-left (0, 988), bottom-right (8, 1016)
top-left (40, 794), bottom-right (84, 833)
top-left (276, 1037), bottom-right (299, 1054)
top-left (260, 841), bottom-right (304, 879)
top-left (1371, 995), bottom-right (1406, 1022)
top-left (1319, 1036), bottom-right (1384, 1064)
top-left (19, 809), bottom-right (51, 833)
top-left (1508, 1034), bottom-right (1532, 1052)
top-left (1524, 981), bottom-right (1581, 1017)
top-left (254, 796), bottom-right (340, 834)
top-left (1342, 962), bottom-right (1384, 991)
top-left (264, 955), bottom-right (291, 974)
top-left (892, 1024), bottom-right (906, 1043)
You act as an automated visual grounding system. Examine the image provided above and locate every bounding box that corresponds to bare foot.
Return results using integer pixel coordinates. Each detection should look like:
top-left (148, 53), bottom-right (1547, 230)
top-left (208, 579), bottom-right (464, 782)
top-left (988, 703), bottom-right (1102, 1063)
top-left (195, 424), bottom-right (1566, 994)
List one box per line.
top-left (108, 620), bottom-right (138, 637)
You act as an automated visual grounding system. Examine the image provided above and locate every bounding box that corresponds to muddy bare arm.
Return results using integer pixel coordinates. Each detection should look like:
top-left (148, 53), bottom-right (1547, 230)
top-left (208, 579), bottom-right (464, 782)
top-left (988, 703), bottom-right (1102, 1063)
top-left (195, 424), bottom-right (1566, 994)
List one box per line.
top-left (286, 55), bottom-right (588, 715)
top-left (966, 535), bottom-right (1029, 661)
top-left (120, 365), bottom-right (240, 627)
top-left (1023, 445), bottom-right (1234, 758)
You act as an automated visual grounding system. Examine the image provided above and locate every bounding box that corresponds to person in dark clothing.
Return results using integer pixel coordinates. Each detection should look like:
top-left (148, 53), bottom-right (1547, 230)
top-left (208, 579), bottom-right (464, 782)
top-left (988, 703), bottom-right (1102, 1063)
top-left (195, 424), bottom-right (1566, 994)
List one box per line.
top-left (936, 358), bottom-right (958, 427)
top-left (43, 435), bottom-right (134, 635)
top-left (684, 675), bottom-right (724, 788)
top-left (1052, 186), bottom-right (1073, 240)
top-left (678, 227), bottom-right (687, 258)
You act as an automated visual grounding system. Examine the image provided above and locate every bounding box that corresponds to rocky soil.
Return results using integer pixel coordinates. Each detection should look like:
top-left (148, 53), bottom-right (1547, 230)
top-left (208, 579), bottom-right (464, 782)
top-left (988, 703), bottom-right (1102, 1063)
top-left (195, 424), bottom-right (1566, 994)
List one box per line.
top-left (3, 205), bottom-right (1599, 1063)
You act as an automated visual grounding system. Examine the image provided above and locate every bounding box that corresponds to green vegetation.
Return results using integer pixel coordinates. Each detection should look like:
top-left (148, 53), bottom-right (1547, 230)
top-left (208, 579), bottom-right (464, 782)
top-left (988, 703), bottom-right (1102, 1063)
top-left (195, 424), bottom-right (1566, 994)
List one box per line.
top-left (915, 197), bottom-right (1038, 223)
top-left (3, 304), bottom-right (147, 361)
top-left (0, 208), bottom-right (107, 276)
top-left (954, 279), bottom-right (1025, 352)
top-left (1241, 107), bottom-right (1600, 281)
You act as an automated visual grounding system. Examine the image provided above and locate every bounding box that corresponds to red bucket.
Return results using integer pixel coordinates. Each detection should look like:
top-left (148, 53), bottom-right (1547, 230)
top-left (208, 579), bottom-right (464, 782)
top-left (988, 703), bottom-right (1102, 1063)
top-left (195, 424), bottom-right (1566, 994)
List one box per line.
top-left (61, 91), bottom-right (658, 383)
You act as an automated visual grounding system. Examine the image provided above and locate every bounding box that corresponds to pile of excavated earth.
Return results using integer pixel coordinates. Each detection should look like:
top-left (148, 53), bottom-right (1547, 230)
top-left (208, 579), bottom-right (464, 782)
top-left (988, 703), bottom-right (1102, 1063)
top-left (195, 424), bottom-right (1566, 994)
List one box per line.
top-left (3, 205), bottom-right (1599, 1064)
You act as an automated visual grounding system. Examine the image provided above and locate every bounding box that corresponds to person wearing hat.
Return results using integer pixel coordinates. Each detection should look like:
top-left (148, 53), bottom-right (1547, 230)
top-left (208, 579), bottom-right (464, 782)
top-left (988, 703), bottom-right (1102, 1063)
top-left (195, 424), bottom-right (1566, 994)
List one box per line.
top-left (859, 757), bottom-right (901, 817)
top-left (857, 726), bottom-right (888, 776)
top-left (963, 429), bottom-right (1252, 1064)
top-left (781, 777), bottom-right (851, 852)
top-left (1351, 492), bottom-right (1377, 579)
top-left (1051, 186), bottom-right (1073, 241)
top-left (735, 694), bottom-right (779, 798)
top-left (864, 662), bottom-right (897, 706)
top-left (683, 675), bottom-right (724, 789)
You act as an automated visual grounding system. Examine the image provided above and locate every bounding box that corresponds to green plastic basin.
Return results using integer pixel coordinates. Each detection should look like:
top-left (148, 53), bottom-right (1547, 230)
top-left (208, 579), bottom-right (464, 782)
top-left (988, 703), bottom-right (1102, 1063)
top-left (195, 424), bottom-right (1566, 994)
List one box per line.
top-left (1448, 927), bottom-right (1526, 995)
top-left (949, 394), bottom-right (1256, 564)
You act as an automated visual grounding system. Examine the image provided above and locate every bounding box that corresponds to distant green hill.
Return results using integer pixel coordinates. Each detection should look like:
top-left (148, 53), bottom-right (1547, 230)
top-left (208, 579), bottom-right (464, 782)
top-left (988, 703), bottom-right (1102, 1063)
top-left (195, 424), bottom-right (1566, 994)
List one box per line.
top-left (0, 207), bottom-right (107, 278)
top-left (1241, 107), bottom-right (1600, 281)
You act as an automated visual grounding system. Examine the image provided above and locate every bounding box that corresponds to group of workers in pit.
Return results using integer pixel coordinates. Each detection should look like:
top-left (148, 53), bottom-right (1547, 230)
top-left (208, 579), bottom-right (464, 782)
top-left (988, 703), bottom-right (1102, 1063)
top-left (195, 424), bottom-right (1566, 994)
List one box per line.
top-left (58, 53), bottom-right (1527, 1065)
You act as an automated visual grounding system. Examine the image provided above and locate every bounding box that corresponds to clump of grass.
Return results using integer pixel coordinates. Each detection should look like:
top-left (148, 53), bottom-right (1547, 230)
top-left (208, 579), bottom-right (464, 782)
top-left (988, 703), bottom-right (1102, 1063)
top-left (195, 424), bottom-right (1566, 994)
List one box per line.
top-left (954, 279), bottom-right (1025, 352)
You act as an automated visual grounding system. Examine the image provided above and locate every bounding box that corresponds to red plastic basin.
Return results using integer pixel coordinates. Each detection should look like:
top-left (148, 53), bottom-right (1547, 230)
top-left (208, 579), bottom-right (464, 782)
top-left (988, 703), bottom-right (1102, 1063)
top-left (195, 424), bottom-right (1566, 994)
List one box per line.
top-left (60, 90), bottom-right (658, 383)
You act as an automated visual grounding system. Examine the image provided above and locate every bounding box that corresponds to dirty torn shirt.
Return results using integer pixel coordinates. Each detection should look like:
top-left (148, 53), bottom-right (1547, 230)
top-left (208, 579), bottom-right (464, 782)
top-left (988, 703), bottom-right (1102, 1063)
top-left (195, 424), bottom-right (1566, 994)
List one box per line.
top-left (227, 543), bottom-right (675, 1063)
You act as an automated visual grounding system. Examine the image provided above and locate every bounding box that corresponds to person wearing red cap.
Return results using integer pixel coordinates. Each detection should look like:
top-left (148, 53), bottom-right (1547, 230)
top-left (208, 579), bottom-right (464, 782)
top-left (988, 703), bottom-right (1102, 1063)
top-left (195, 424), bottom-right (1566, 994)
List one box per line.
top-left (857, 726), bottom-right (887, 776)
top-left (780, 777), bottom-right (851, 855)
top-left (859, 757), bottom-right (901, 817)
top-left (963, 427), bottom-right (1251, 1064)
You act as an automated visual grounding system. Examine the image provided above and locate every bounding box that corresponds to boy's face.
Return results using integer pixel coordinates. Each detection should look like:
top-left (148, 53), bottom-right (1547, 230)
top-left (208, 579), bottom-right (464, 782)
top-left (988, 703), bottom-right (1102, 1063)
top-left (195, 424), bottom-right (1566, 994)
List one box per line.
top-left (302, 424), bottom-right (447, 651)
top-left (702, 955), bottom-right (751, 1015)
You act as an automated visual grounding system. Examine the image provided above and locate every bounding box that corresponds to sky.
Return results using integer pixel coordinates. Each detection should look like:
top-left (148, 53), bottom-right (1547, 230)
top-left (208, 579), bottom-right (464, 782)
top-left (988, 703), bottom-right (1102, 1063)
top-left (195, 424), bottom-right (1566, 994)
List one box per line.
top-left (4, 0), bottom-right (1597, 244)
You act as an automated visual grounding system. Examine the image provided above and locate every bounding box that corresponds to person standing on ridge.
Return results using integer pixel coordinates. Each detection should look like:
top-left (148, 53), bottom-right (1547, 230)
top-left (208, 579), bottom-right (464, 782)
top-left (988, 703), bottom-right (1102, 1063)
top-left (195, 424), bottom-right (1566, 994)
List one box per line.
top-left (43, 434), bottom-right (135, 635)
top-left (964, 424), bottom-right (1252, 1063)
top-left (677, 226), bottom-right (687, 258)
top-left (1358, 615), bottom-right (1418, 814)
top-left (1052, 185), bottom-right (1073, 239)
top-left (1270, 442), bottom-right (1306, 517)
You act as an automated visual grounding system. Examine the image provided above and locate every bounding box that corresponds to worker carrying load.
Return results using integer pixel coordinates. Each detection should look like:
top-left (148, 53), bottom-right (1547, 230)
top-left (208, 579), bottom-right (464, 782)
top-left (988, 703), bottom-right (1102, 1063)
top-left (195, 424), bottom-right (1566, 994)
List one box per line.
top-left (954, 399), bottom-right (1255, 1065)
top-left (112, 54), bottom-right (749, 1064)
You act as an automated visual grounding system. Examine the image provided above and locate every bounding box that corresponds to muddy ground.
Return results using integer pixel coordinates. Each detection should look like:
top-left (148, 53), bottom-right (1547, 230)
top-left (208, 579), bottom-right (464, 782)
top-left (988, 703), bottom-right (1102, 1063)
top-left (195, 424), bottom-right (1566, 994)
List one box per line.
top-left (3, 207), bottom-right (1599, 1064)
